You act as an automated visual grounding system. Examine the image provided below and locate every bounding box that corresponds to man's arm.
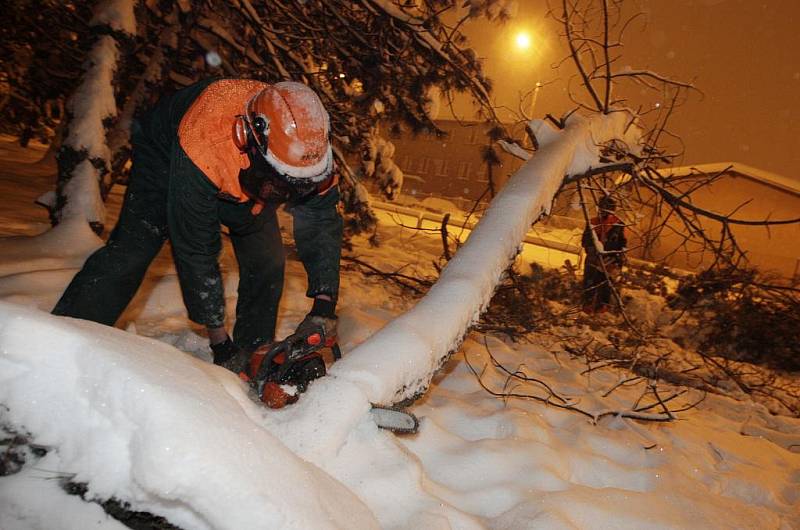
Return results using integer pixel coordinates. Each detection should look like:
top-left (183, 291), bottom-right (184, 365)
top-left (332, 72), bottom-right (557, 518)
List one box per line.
top-left (291, 186), bottom-right (343, 306)
top-left (167, 145), bottom-right (227, 332)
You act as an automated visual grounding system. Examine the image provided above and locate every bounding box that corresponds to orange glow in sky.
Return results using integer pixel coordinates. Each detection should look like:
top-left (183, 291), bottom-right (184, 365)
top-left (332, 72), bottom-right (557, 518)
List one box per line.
top-left (458, 1), bottom-right (800, 178)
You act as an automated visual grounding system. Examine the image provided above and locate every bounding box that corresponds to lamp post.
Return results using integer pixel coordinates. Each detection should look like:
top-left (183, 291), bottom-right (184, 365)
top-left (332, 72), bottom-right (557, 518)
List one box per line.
top-left (519, 82), bottom-right (543, 146)
top-left (528, 81), bottom-right (542, 118)
top-left (513, 31), bottom-right (542, 145)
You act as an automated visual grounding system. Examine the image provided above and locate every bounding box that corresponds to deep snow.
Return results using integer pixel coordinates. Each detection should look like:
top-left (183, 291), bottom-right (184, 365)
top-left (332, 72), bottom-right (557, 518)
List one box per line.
top-left (0, 136), bottom-right (798, 529)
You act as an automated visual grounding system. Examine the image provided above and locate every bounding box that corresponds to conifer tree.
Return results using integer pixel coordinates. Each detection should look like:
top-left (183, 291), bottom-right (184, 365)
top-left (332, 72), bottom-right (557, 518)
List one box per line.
top-left (1, 0), bottom-right (516, 232)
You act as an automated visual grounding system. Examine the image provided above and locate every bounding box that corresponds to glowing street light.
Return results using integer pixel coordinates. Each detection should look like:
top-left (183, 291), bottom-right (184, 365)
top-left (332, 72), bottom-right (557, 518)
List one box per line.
top-left (515, 32), bottom-right (532, 50)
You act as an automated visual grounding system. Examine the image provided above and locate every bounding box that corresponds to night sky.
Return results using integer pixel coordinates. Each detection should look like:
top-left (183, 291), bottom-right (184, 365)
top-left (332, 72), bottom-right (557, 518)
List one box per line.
top-left (456, 0), bottom-right (800, 179)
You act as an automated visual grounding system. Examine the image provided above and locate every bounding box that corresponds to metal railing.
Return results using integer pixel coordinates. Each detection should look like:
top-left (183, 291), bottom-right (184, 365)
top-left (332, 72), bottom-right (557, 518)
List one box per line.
top-left (371, 199), bottom-right (583, 255)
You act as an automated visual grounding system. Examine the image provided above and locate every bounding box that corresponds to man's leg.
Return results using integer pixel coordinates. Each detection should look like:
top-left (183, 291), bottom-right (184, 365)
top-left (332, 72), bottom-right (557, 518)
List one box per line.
top-left (597, 263), bottom-right (618, 310)
top-left (582, 257), bottom-right (601, 311)
top-left (52, 126), bottom-right (169, 325)
top-left (222, 204), bottom-right (285, 351)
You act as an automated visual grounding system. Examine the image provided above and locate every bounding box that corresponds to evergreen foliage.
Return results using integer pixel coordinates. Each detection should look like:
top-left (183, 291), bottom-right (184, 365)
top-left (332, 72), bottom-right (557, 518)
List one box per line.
top-left (1, 0), bottom-right (513, 232)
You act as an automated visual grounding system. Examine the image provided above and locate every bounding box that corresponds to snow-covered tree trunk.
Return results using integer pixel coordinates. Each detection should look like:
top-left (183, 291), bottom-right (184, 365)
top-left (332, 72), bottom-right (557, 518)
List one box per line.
top-left (278, 110), bottom-right (642, 462)
top-left (53, 0), bottom-right (136, 233)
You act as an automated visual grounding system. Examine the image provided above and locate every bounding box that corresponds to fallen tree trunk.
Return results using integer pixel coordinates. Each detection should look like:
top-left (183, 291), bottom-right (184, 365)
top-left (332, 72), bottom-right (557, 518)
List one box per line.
top-left (277, 110), bottom-right (643, 462)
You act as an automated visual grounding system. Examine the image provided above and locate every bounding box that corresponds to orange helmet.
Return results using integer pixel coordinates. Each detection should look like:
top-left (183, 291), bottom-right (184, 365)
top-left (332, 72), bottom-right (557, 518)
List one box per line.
top-left (245, 82), bottom-right (332, 182)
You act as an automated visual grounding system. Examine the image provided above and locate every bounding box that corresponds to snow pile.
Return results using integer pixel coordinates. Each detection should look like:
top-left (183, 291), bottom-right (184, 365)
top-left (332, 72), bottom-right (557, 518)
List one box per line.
top-left (0, 302), bottom-right (378, 530)
top-left (0, 218), bottom-right (102, 278)
top-left (403, 335), bottom-right (800, 528)
top-left (0, 467), bottom-right (128, 530)
top-left (623, 288), bottom-right (679, 328)
top-left (0, 218), bottom-right (102, 312)
top-left (5, 292), bottom-right (798, 529)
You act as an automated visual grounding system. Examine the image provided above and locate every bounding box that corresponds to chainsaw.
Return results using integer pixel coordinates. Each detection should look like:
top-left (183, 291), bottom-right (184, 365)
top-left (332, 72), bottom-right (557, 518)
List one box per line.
top-left (240, 326), bottom-right (419, 435)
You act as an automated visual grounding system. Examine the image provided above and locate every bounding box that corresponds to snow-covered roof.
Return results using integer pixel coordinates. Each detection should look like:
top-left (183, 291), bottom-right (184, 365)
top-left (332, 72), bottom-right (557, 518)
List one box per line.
top-left (660, 162), bottom-right (800, 197)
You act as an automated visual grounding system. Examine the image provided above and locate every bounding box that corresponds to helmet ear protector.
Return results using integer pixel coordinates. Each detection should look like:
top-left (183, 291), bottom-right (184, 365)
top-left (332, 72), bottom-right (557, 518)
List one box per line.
top-left (232, 113), bottom-right (269, 155)
top-left (232, 116), bottom-right (249, 152)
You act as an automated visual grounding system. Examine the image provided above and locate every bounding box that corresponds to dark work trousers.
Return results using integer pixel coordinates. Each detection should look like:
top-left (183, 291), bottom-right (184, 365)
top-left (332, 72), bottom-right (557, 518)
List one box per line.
top-left (582, 254), bottom-right (616, 310)
top-left (53, 125), bottom-right (286, 351)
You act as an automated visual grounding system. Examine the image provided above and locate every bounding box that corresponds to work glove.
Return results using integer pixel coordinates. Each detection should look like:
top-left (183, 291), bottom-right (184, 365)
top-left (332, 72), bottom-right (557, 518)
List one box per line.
top-left (290, 314), bottom-right (337, 345)
top-left (284, 298), bottom-right (338, 360)
top-left (211, 336), bottom-right (252, 374)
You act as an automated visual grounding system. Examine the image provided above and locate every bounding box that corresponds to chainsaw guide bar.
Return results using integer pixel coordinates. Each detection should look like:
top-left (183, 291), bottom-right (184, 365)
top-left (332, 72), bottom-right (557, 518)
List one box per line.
top-left (369, 406), bottom-right (420, 435)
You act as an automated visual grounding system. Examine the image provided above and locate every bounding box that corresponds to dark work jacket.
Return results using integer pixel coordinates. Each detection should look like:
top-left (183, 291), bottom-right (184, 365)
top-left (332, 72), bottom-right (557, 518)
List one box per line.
top-left (135, 79), bottom-right (342, 328)
top-left (581, 213), bottom-right (627, 267)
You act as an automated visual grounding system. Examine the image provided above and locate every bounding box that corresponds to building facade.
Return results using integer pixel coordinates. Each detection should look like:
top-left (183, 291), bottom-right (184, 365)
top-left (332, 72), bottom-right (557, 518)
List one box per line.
top-left (390, 122), bottom-right (800, 280)
top-left (390, 119), bottom-right (524, 210)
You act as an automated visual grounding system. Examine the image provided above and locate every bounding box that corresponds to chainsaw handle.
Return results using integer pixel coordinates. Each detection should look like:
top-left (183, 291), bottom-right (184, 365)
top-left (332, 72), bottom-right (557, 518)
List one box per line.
top-left (254, 340), bottom-right (288, 384)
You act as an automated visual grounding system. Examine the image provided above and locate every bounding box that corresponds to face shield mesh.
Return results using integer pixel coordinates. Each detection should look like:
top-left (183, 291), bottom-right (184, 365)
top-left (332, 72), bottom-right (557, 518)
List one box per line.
top-left (240, 148), bottom-right (324, 203)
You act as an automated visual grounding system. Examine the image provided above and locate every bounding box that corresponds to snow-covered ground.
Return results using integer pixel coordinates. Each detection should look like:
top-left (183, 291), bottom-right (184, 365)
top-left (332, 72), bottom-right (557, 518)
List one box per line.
top-left (0, 137), bottom-right (798, 529)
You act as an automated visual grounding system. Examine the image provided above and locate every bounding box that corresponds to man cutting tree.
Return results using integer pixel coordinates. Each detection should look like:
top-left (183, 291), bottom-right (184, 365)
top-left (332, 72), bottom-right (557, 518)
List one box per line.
top-left (53, 78), bottom-right (342, 374)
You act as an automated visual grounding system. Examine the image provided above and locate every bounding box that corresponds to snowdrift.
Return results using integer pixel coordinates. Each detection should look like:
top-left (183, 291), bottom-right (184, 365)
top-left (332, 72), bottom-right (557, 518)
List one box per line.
top-left (0, 301), bottom-right (379, 530)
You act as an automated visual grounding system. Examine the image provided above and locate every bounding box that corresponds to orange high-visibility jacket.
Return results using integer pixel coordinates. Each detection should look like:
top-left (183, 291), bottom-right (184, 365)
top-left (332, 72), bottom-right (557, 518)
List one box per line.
top-left (178, 79), bottom-right (267, 203)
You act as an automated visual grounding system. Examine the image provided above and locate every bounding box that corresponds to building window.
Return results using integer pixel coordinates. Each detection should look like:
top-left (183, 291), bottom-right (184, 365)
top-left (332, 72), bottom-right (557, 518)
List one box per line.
top-left (456, 161), bottom-right (471, 180)
top-left (432, 158), bottom-right (449, 177)
top-left (467, 128), bottom-right (482, 145)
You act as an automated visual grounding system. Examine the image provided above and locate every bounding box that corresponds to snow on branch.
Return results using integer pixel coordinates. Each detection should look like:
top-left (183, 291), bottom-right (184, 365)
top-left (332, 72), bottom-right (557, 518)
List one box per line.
top-left (90, 0), bottom-right (136, 35)
top-left (497, 139), bottom-right (532, 161)
top-left (63, 36), bottom-right (119, 162)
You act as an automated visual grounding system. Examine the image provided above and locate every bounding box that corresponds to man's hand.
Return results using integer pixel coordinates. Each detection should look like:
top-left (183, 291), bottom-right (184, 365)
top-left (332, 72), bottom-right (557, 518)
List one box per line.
top-left (284, 296), bottom-right (338, 360)
top-left (290, 314), bottom-right (337, 347)
top-left (210, 335), bottom-right (251, 373)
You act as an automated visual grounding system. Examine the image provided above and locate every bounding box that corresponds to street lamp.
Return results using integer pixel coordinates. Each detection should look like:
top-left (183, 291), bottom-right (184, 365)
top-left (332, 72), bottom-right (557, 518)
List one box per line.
top-left (515, 32), bottom-right (532, 50)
